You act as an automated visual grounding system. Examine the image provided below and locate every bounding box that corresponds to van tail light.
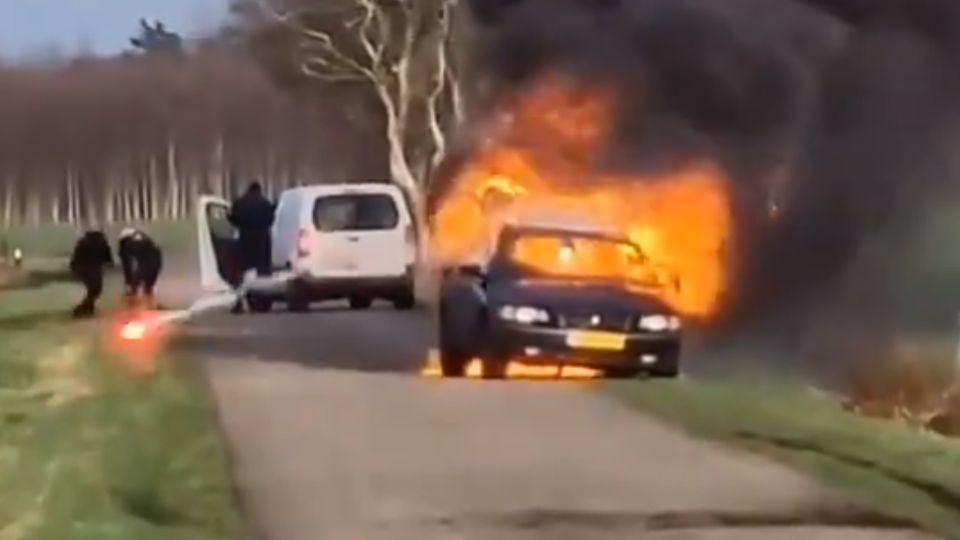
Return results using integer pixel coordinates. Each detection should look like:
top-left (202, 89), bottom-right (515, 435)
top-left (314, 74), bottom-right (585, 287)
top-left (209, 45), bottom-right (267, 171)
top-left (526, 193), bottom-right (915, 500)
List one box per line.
top-left (297, 228), bottom-right (312, 259)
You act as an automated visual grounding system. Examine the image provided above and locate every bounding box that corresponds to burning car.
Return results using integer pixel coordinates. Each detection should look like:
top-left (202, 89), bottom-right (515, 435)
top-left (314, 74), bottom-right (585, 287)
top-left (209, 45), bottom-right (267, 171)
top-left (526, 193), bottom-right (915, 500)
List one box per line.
top-left (438, 222), bottom-right (682, 379)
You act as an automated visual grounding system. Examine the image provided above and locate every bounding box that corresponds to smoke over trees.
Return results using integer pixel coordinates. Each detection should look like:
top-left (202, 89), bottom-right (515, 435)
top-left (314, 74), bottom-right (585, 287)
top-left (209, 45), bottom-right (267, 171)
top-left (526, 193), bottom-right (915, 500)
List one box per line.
top-left (0, 22), bottom-right (389, 227)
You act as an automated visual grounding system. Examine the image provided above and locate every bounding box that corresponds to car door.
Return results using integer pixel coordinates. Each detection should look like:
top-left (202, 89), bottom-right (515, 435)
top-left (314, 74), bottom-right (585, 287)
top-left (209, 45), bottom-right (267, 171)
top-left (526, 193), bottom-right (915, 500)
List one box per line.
top-left (197, 195), bottom-right (241, 292)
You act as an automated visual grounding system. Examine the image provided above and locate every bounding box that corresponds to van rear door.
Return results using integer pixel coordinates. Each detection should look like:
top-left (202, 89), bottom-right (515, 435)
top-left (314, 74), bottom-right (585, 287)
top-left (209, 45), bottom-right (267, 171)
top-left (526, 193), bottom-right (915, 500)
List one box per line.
top-left (308, 190), bottom-right (409, 278)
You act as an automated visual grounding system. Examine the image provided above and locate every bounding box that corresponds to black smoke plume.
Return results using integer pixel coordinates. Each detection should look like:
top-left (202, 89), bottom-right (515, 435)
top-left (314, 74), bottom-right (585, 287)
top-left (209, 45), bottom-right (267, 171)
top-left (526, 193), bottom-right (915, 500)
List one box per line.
top-left (446, 0), bottom-right (960, 376)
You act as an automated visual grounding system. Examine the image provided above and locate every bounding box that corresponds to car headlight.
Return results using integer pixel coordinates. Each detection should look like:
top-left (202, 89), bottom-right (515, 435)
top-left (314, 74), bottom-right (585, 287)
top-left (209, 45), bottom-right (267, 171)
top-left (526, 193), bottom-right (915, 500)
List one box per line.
top-left (498, 305), bottom-right (550, 325)
top-left (638, 315), bottom-right (681, 332)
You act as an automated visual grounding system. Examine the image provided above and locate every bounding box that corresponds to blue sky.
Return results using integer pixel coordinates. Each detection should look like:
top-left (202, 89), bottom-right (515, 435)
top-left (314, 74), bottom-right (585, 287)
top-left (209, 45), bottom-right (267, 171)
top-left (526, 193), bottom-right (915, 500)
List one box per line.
top-left (0, 0), bottom-right (229, 59)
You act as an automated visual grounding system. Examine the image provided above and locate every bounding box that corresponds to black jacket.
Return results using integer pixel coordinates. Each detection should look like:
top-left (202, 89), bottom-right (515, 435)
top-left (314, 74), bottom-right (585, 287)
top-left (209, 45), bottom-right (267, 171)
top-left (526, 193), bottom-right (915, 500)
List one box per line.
top-left (70, 231), bottom-right (114, 276)
top-left (228, 191), bottom-right (276, 236)
top-left (118, 231), bottom-right (163, 282)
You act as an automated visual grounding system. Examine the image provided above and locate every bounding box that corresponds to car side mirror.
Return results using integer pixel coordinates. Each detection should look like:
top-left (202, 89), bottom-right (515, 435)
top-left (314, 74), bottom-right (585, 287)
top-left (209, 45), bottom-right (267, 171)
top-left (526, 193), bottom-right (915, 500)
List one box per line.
top-left (457, 264), bottom-right (484, 278)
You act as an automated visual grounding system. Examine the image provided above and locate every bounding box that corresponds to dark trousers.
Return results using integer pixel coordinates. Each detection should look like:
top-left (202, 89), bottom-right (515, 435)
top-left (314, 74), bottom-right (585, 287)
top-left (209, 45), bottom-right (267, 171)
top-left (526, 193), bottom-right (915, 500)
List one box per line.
top-left (73, 271), bottom-right (103, 318)
top-left (239, 234), bottom-right (272, 277)
top-left (127, 266), bottom-right (161, 297)
top-left (232, 236), bottom-right (271, 314)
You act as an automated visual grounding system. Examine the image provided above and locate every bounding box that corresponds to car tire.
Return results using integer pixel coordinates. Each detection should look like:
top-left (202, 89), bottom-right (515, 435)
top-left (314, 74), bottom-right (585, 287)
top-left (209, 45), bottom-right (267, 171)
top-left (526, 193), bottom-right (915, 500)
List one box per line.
top-left (481, 355), bottom-right (508, 380)
top-left (349, 296), bottom-right (373, 310)
top-left (439, 344), bottom-right (469, 378)
top-left (438, 319), bottom-right (468, 378)
top-left (393, 288), bottom-right (416, 311)
top-left (650, 349), bottom-right (681, 378)
top-left (246, 293), bottom-right (273, 314)
top-left (606, 367), bottom-right (642, 379)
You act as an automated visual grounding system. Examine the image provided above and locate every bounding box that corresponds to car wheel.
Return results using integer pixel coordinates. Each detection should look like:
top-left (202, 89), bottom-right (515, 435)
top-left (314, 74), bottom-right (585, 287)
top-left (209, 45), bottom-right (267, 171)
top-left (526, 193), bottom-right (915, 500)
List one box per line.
top-left (438, 314), bottom-right (468, 378)
top-left (349, 296), bottom-right (373, 310)
top-left (392, 288), bottom-right (416, 311)
top-left (606, 367), bottom-right (642, 379)
top-left (439, 344), bottom-right (469, 378)
top-left (481, 355), bottom-right (508, 380)
top-left (649, 349), bottom-right (681, 378)
top-left (246, 293), bottom-right (273, 314)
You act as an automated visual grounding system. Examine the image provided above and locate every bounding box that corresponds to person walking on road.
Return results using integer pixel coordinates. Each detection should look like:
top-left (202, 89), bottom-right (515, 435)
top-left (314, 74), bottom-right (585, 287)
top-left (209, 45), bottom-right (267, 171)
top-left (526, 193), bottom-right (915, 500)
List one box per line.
top-left (228, 181), bottom-right (276, 313)
top-left (69, 230), bottom-right (114, 319)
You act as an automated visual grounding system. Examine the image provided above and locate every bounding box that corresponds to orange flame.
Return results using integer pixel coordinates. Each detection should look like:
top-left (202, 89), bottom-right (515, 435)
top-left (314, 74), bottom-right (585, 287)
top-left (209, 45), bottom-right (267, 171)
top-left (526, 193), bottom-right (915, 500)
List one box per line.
top-left (104, 310), bottom-right (172, 376)
top-left (420, 352), bottom-right (603, 380)
top-left (431, 74), bottom-right (731, 318)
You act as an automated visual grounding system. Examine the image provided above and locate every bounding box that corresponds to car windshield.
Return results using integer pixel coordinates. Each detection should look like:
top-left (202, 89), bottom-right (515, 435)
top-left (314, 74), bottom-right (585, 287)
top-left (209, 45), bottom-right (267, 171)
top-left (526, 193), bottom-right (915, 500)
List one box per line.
top-left (503, 231), bottom-right (657, 284)
top-left (313, 193), bottom-right (399, 232)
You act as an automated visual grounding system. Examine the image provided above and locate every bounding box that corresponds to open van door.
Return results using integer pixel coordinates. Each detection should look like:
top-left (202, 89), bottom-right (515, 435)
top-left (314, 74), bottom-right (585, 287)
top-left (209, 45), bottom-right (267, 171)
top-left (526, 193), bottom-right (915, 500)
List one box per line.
top-left (197, 195), bottom-right (242, 293)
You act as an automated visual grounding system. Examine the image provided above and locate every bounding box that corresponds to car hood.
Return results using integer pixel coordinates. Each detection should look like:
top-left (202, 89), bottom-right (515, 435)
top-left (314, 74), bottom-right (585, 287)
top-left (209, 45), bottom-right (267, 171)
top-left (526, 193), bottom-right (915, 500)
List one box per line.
top-left (488, 278), bottom-right (672, 314)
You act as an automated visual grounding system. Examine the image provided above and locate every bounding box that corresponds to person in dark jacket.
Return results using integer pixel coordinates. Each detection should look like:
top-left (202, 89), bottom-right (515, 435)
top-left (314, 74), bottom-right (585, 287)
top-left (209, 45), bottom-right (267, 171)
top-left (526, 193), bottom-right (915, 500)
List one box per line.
top-left (69, 230), bottom-right (114, 318)
top-left (228, 182), bottom-right (276, 313)
top-left (118, 228), bottom-right (163, 309)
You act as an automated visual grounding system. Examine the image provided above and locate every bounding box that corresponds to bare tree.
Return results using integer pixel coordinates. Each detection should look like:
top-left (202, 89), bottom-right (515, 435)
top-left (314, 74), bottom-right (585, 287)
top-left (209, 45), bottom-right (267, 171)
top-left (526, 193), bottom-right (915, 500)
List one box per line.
top-left (252, 0), bottom-right (466, 206)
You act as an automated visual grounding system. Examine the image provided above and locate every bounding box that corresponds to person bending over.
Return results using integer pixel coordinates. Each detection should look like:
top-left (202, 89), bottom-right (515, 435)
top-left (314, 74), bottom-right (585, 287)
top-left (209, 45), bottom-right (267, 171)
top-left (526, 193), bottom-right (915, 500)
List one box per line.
top-left (118, 228), bottom-right (164, 309)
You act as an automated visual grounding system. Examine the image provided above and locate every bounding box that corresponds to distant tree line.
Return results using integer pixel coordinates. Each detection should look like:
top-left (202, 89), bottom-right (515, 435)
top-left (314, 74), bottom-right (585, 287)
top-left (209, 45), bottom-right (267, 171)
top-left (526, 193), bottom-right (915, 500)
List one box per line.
top-left (0, 24), bottom-right (389, 226)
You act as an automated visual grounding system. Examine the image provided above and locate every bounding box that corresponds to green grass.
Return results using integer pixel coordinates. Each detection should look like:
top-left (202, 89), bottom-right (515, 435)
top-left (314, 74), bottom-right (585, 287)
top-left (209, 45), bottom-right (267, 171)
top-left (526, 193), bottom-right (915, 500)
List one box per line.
top-left (611, 378), bottom-right (960, 538)
top-left (0, 273), bottom-right (247, 539)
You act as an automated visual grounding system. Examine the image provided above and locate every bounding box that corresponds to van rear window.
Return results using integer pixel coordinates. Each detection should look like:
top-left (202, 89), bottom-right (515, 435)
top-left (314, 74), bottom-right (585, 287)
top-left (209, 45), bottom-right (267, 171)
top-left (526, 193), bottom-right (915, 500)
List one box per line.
top-left (313, 193), bottom-right (399, 232)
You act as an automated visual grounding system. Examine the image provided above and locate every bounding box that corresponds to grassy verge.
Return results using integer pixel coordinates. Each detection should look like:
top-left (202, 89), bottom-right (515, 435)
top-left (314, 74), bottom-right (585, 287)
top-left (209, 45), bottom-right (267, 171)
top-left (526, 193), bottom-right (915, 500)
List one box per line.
top-left (610, 378), bottom-right (960, 538)
top-left (0, 220), bottom-right (193, 260)
top-left (0, 271), bottom-right (246, 539)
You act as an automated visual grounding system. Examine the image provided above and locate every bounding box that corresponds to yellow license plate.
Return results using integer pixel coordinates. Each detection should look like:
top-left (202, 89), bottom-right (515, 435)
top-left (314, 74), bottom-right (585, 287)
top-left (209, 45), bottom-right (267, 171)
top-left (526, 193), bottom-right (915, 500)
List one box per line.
top-left (566, 330), bottom-right (627, 351)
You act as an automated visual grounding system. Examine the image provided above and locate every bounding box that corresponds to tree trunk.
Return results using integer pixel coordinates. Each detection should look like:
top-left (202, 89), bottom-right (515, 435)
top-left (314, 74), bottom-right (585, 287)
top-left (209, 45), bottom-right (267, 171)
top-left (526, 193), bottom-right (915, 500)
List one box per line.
top-left (2, 178), bottom-right (15, 227)
top-left (26, 193), bottom-right (40, 226)
top-left (148, 155), bottom-right (161, 221)
top-left (166, 139), bottom-right (180, 220)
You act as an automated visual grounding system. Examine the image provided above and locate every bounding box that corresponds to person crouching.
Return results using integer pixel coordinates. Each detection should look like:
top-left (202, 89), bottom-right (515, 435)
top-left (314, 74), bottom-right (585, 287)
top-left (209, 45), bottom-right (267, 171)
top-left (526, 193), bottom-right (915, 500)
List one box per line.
top-left (69, 230), bottom-right (114, 319)
top-left (118, 228), bottom-right (163, 310)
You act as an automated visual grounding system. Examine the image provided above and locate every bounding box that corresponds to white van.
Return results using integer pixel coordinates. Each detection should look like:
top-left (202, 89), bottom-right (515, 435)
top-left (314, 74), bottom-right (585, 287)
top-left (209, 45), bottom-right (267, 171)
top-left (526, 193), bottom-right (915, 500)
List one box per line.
top-left (197, 182), bottom-right (418, 312)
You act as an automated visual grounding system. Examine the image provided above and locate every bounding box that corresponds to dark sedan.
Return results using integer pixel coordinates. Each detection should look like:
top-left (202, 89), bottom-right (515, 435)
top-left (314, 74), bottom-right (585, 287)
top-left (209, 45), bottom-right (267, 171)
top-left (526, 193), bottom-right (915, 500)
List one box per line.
top-left (438, 224), bottom-right (683, 379)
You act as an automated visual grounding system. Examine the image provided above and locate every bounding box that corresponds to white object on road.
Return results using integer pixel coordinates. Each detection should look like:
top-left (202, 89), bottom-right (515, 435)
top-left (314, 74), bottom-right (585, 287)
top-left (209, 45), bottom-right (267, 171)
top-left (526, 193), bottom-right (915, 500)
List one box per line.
top-left (124, 292), bottom-right (238, 339)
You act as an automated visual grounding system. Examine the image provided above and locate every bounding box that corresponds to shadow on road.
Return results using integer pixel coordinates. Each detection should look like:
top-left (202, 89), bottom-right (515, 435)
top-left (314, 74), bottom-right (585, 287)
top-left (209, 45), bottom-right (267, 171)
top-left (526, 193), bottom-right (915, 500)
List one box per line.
top-left (173, 302), bottom-right (435, 375)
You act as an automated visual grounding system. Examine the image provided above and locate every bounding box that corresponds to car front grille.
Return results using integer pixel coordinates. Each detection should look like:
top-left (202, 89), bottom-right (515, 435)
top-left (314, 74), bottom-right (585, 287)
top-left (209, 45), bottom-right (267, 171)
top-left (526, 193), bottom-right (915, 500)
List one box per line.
top-left (557, 311), bottom-right (633, 332)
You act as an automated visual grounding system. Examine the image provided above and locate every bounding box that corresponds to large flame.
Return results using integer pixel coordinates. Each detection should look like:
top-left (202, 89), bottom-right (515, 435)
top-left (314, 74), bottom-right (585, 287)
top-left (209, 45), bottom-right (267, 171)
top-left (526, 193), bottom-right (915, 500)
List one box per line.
top-left (430, 74), bottom-right (732, 318)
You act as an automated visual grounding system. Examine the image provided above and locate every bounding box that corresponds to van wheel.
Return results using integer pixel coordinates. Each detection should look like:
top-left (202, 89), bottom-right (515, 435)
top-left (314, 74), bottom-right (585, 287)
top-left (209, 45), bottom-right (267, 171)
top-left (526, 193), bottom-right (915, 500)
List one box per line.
top-left (349, 296), bottom-right (373, 310)
top-left (393, 289), bottom-right (416, 311)
top-left (287, 297), bottom-right (308, 313)
top-left (286, 281), bottom-right (309, 312)
top-left (246, 294), bottom-right (273, 314)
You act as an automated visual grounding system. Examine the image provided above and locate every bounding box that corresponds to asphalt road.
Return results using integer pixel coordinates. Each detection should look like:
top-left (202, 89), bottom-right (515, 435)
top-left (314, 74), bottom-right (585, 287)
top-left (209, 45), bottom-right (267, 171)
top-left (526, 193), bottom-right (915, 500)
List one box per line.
top-left (169, 298), bottom-right (938, 540)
